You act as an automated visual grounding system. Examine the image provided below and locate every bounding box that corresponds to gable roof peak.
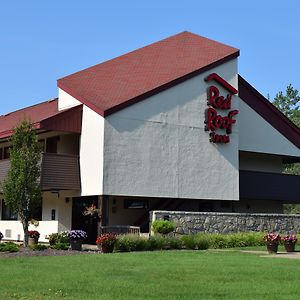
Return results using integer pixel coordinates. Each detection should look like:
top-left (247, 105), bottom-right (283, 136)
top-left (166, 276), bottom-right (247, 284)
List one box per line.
top-left (58, 31), bottom-right (239, 117)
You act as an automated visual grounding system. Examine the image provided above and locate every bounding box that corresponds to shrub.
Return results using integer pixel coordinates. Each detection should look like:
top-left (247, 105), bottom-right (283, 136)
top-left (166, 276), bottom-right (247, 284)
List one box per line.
top-left (148, 235), bottom-right (166, 250)
top-left (48, 232), bottom-right (69, 246)
top-left (0, 242), bottom-right (19, 252)
top-left (51, 242), bottom-right (69, 250)
top-left (181, 235), bottom-right (197, 250)
top-left (164, 237), bottom-right (183, 249)
top-left (134, 236), bottom-right (150, 251)
top-left (194, 234), bottom-right (210, 250)
top-left (238, 232), bottom-right (265, 247)
top-left (115, 234), bottom-right (149, 252)
top-left (29, 244), bottom-right (48, 251)
top-left (0, 231), bottom-right (3, 241)
top-left (152, 220), bottom-right (175, 235)
top-left (203, 232), bottom-right (265, 249)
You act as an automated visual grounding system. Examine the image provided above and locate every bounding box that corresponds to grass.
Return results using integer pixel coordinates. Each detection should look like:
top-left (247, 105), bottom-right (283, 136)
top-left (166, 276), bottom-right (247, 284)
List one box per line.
top-left (1, 250), bottom-right (300, 299)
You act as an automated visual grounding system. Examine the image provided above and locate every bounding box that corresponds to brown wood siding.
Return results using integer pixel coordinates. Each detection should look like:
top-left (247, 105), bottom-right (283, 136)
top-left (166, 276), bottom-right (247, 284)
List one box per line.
top-left (0, 159), bottom-right (10, 191)
top-left (240, 170), bottom-right (300, 202)
top-left (40, 105), bottom-right (82, 133)
top-left (0, 154), bottom-right (81, 191)
top-left (41, 153), bottom-right (81, 190)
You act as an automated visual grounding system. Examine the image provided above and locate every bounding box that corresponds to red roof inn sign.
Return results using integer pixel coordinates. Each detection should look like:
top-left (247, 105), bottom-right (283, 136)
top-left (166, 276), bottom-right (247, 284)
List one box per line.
top-left (204, 73), bottom-right (239, 143)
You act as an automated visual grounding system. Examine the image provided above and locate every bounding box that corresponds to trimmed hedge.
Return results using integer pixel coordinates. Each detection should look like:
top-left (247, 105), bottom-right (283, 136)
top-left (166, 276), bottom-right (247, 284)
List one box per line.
top-left (152, 220), bottom-right (175, 235)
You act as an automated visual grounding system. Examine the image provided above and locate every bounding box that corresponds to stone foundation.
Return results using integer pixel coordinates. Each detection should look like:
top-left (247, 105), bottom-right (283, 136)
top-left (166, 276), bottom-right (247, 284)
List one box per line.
top-left (150, 211), bottom-right (300, 234)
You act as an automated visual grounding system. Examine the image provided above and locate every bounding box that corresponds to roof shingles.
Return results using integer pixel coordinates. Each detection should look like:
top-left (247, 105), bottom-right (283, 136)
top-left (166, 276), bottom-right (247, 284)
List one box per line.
top-left (57, 31), bottom-right (239, 116)
top-left (0, 99), bottom-right (59, 139)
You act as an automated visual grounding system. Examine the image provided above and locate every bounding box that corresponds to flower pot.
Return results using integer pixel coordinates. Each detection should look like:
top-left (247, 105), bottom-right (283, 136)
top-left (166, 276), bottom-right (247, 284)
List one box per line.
top-left (28, 237), bottom-right (38, 246)
top-left (101, 244), bottom-right (114, 253)
top-left (267, 243), bottom-right (278, 254)
top-left (70, 239), bottom-right (83, 251)
top-left (284, 242), bottom-right (296, 252)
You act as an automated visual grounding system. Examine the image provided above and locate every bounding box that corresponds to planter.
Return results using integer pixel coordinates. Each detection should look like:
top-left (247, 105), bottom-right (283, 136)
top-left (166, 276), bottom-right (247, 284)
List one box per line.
top-left (70, 239), bottom-right (83, 251)
top-left (28, 237), bottom-right (38, 246)
top-left (284, 242), bottom-right (296, 252)
top-left (266, 243), bottom-right (278, 254)
top-left (100, 244), bottom-right (114, 253)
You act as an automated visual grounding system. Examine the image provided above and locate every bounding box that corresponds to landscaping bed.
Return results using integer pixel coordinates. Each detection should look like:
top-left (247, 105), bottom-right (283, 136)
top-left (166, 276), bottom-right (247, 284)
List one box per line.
top-left (0, 245), bottom-right (93, 259)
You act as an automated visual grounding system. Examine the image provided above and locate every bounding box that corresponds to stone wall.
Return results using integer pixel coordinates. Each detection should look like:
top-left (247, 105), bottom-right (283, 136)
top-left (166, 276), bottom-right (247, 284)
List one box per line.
top-left (150, 210), bottom-right (300, 234)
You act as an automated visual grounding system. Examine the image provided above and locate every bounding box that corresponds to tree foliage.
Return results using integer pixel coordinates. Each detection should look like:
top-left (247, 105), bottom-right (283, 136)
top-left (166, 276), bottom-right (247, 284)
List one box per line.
top-left (272, 84), bottom-right (300, 213)
top-left (2, 120), bottom-right (42, 246)
top-left (273, 84), bottom-right (300, 128)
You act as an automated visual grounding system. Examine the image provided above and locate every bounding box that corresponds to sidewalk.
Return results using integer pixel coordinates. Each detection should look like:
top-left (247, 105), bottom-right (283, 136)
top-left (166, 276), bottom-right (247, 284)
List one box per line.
top-left (241, 250), bottom-right (300, 259)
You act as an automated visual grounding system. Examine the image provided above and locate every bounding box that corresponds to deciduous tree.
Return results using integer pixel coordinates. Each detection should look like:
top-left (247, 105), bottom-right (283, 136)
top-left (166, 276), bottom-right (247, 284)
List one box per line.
top-left (2, 120), bottom-right (42, 246)
top-left (273, 85), bottom-right (300, 213)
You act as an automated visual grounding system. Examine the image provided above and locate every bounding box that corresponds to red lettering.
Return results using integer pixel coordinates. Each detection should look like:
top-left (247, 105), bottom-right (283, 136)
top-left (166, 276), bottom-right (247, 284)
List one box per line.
top-left (208, 86), bottom-right (219, 108)
top-left (226, 110), bottom-right (239, 134)
top-left (206, 80), bottom-right (238, 144)
top-left (206, 108), bottom-right (239, 134)
top-left (209, 132), bottom-right (230, 143)
top-left (208, 86), bottom-right (232, 109)
top-left (205, 108), bottom-right (218, 131)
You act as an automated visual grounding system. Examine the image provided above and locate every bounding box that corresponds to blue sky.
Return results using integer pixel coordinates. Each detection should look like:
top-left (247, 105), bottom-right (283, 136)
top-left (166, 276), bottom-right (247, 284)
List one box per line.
top-left (1, 1), bottom-right (299, 115)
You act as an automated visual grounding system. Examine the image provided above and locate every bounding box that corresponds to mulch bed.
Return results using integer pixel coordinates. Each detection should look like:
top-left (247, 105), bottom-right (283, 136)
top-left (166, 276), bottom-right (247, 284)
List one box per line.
top-left (0, 247), bottom-right (99, 259)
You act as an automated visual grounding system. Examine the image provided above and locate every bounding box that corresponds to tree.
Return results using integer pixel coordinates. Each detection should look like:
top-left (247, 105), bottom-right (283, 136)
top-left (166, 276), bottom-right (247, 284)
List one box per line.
top-left (273, 84), bottom-right (300, 128)
top-left (2, 120), bottom-right (42, 246)
top-left (272, 84), bottom-right (300, 213)
top-left (273, 84), bottom-right (300, 176)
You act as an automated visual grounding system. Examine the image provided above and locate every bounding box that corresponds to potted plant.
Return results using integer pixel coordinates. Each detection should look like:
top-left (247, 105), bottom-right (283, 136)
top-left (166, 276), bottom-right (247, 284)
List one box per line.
top-left (263, 232), bottom-right (280, 253)
top-left (282, 234), bottom-right (297, 252)
top-left (28, 230), bottom-right (40, 246)
top-left (83, 204), bottom-right (101, 219)
top-left (0, 231), bottom-right (3, 242)
top-left (67, 230), bottom-right (87, 251)
top-left (96, 233), bottom-right (117, 253)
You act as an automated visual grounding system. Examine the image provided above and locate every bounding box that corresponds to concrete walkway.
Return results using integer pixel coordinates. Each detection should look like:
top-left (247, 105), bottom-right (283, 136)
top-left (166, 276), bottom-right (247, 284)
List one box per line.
top-left (241, 250), bottom-right (300, 259)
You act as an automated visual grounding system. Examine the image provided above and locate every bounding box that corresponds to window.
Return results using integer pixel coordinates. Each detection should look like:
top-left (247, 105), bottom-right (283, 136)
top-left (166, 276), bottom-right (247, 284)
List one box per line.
top-left (0, 148), bottom-right (2, 160)
top-left (1, 200), bottom-right (17, 220)
top-left (46, 136), bottom-right (59, 153)
top-left (124, 199), bottom-right (149, 209)
top-left (3, 147), bottom-right (10, 159)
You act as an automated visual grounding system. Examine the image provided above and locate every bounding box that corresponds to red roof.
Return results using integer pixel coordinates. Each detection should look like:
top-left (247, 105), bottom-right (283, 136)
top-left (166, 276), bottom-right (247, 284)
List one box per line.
top-left (0, 99), bottom-right (83, 139)
top-left (0, 99), bottom-right (59, 138)
top-left (58, 31), bottom-right (239, 116)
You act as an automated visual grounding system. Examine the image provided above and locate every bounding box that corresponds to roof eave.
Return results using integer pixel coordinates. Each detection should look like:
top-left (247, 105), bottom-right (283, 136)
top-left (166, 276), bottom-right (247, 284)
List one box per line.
top-left (238, 75), bottom-right (300, 149)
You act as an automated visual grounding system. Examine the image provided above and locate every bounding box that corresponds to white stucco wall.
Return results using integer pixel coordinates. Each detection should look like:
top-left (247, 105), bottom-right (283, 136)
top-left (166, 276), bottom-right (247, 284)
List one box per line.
top-left (0, 221), bottom-right (59, 242)
top-left (239, 100), bottom-right (300, 156)
top-left (80, 105), bottom-right (104, 196)
top-left (42, 191), bottom-right (76, 232)
top-left (103, 60), bottom-right (239, 200)
top-left (58, 88), bottom-right (81, 111)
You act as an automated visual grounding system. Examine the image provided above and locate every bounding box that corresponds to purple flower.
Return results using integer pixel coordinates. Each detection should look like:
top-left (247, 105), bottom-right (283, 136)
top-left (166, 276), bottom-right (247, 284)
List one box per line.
top-left (67, 230), bottom-right (87, 240)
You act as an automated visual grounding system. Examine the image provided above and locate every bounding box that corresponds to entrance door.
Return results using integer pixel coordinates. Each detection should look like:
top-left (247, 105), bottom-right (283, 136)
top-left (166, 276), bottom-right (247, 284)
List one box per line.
top-left (72, 196), bottom-right (99, 244)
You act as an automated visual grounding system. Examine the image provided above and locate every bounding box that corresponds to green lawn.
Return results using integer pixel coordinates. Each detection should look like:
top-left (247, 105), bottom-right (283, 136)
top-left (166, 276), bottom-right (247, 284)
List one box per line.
top-left (1, 250), bottom-right (300, 299)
